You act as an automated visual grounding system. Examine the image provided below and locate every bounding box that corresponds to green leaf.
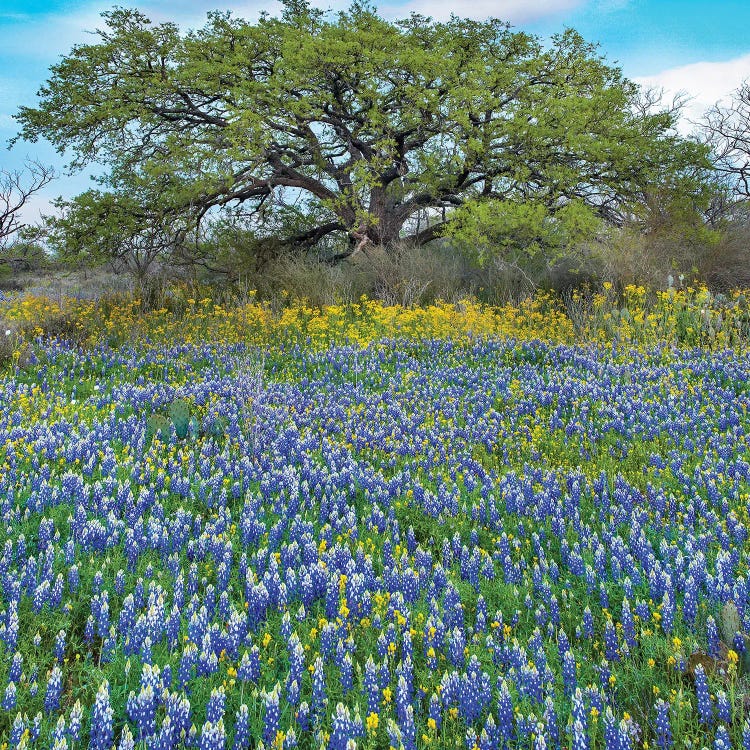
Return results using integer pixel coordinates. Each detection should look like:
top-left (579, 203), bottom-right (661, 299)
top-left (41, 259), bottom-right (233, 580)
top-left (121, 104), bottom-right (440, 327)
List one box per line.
top-left (168, 399), bottom-right (191, 439)
top-left (145, 414), bottom-right (171, 448)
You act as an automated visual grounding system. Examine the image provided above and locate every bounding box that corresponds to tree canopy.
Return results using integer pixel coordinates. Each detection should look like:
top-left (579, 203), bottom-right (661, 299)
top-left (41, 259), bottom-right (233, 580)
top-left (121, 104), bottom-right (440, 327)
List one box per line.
top-left (16, 1), bottom-right (713, 266)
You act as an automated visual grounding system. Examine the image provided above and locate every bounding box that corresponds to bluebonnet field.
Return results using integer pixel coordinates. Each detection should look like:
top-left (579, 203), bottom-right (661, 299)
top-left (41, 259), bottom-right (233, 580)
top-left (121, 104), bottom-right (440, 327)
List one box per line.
top-left (2, 292), bottom-right (750, 750)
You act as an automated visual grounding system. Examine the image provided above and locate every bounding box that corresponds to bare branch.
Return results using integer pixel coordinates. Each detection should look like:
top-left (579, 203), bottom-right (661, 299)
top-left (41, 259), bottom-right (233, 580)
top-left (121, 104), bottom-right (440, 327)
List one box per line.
top-left (702, 80), bottom-right (750, 198)
top-left (0, 160), bottom-right (55, 249)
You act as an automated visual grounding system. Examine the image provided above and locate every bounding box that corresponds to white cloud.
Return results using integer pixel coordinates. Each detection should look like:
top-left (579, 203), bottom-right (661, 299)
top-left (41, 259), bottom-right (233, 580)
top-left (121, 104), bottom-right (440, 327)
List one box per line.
top-left (0, 3), bottom-right (270, 63)
top-left (635, 54), bottom-right (750, 135)
top-left (379, 0), bottom-right (584, 22)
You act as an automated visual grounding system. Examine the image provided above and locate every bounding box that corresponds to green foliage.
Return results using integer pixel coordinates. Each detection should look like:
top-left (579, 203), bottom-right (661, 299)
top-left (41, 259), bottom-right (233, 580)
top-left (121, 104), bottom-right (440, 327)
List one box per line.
top-left (445, 198), bottom-right (601, 266)
top-left (46, 189), bottom-right (189, 278)
top-left (145, 414), bottom-right (171, 446)
top-left (145, 398), bottom-right (228, 448)
top-left (15, 0), bottom-right (714, 269)
top-left (168, 398), bottom-right (191, 439)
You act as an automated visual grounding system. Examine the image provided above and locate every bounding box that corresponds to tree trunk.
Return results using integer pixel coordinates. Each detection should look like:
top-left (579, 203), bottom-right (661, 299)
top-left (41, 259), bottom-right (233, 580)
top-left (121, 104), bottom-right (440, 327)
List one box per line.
top-left (366, 188), bottom-right (405, 249)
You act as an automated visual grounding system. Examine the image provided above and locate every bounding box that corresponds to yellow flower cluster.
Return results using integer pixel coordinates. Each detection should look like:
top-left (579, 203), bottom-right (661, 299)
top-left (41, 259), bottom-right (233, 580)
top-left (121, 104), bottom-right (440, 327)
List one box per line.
top-left (1, 284), bottom-right (749, 350)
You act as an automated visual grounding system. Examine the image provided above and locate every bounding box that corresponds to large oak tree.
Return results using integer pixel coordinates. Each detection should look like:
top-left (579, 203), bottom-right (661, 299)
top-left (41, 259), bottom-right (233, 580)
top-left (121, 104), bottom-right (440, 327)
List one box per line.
top-left (16, 1), bottom-right (712, 264)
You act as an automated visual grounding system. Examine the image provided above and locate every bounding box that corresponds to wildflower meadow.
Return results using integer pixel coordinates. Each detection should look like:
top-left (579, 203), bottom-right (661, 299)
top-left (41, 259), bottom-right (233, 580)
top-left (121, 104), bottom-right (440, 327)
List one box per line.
top-left (1, 287), bottom-right (750, 750)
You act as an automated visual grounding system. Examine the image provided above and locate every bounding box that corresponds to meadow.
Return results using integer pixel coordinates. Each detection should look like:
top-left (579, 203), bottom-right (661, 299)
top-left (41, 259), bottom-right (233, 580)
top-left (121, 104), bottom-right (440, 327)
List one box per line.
top-left (1, 286), bottom-right (750, 750)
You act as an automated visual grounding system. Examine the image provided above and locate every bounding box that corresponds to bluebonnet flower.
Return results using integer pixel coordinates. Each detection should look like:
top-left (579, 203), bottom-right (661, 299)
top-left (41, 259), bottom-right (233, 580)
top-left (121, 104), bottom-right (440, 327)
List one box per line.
top-left (287, 679), bottom-right (300, 707)
top-left (387, 720), bottom-right (403, 750)
top-left (635, 599), bottom-right (650, 623)
top-left (603, 620), bottom-right (619, 662)
top-left (164, 691), bottom-right (191, 738)
top-left (51, 715), bottom-right (67, 745)
top-left (69, 699), bottom-right (83, 743)
top-left (340, 653), bottom-right (353, 693)
top-left (200, 720), bottom-right (226, 750)
top-left (151, 716), bottom-right (176, 750)
top-left (263, 685), bottom-right (281, 747)
top-left (89, 681), bottom-right (114, 750)
top-left (233, 705), bottom-right (250, 750)
top-left (479, 715), bottom-right (499, 750)
top-left (296, 702), bottom-right (311, 733)
top-left (582, 608), bottom-right (594, 639)
top-left (328, 703), bottom-right (363, 750)
top-left (497, 680), bottom-right (515, 744)
top-left (717, 690), bottom-right (731, 723)
top-left (178, 644), bottom-right (197, 690)
top-left (400, 705), bottom-right (416, 750)
top-left (364, 657), bottom-right (380, 714)
top-left (544, 697), bottom-right (559, 750)
top-left (715, 725), bottom-right (731, 750)
top-left (54, 630), bottom-right (67, 662)
top-left (206, 687), bottom-right (226, 725)
top-left (572, 720), bottom-right (589, 750)
top-left (9, 652), bottom-right (22, 682)
top-left (603, 708), bottom-right (618, 750)
top-left (654, 699), bottom-right (672, 750)
top-left (620, 599), bottom-right (636, 649)
top-left (429, 692), bottom-right (442, 732)
top-left (2, 681), bottom-right (16, 711)
top-left (280, 611), bottom-right (292, 641)
top-left (618, 719), bottom-right (632, 750)
top-left (694, 664), bottom-right (713, 725)
top-left (311, 657), bottom-right (327, 722)
top-left (520, 663), bottom-right (544, 706)
top-left (661, 592), bottom-right (674, 635)
top-left (28, 712), bottom-right (42, 742)
top-left (448, 626), bottom-right (466, 668)
top-left (84, 614), bottom-right (95, 644)
top-left (9, 714), bottom-right (25, 748)
top-left (237, 648), bottom-right (260, 683)
top-left (562, 650), bottom-right (577, 696)
top-left (128, 684), bottom-right (157, 742)
top-left (45, 665), bottom-right (63, 714)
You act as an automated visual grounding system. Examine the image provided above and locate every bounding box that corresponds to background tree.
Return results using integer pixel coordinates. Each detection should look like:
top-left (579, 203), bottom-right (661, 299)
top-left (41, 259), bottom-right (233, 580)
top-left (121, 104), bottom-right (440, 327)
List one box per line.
top-left (16, 1), bottom-right (713, 269)
top-left (46, 188), bottom-right (191, 282)
top-left (703, 80), bottom-right (750, 199)
top-left (0, 159), bottom-right (54, 253)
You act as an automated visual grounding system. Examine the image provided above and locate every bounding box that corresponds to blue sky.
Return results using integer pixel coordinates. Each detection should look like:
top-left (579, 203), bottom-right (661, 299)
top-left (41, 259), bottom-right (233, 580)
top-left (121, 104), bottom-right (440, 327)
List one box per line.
top-left (2, 0), bottom-right (750, 224)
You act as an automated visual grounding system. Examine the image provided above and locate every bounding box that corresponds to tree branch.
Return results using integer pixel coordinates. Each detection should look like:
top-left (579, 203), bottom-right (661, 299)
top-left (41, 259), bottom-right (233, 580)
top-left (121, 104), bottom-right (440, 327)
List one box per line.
top-left (0, 160), bottom-right (56, 248)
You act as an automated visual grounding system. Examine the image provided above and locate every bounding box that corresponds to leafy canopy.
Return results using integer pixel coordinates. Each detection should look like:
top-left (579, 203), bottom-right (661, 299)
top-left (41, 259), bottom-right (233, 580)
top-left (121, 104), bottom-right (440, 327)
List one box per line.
top-left (16, 0), bottom-right (713, 264)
